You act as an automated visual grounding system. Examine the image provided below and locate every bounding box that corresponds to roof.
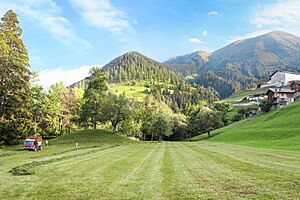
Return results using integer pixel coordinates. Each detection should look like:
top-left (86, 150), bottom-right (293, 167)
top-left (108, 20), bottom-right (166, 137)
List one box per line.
top-left (267, 88), bottom-right (295, 93)
top-left (267, 71), bottom-right (300, 82)
top-left (285, 71), bottom-right (300, 76)
top-left (269, 70), bottom-right (279, 78)
top-left (269, 70), bottom-right (300, 78)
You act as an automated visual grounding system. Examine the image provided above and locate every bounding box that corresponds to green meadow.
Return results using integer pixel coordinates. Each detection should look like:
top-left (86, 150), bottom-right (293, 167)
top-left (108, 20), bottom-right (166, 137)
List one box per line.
top-left (195, 99), bottom-right (300, 151)
top-left (109, 84), bottom-right (148, 99)
top-left (1, 127), bottom-right (299, 199)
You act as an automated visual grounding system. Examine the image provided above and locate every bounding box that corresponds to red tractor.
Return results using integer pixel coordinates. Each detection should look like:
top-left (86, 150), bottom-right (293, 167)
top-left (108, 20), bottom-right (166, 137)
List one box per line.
top-left (23, 136), bottom-right (42, 151)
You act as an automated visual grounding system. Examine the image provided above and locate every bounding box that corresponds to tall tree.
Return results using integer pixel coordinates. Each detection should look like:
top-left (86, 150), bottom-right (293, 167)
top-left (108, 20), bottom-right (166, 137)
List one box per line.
top-left (0, 10), bottom-right (31, 145)
top-left (171, 113), bottom-right (188, 141)
top-left (188, 106), bottom-right (224, 137)
top-left (72, 87), bottom-right (84, 127)
top-left (60, 89), bottom-right (76, 133)
top-left (30, 83), bottom-right (46, 135)
top-left (81, 67), bottom-right (108, 129)
top-left (102, 93), bottom-right (131, 132)
top-left (44, 82), bottom-right (66, 136)
top-left (151, 114), bottom-right (172, 142)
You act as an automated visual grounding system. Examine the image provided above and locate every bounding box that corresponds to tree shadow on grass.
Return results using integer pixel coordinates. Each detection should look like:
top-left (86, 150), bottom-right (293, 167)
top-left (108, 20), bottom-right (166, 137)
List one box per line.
top-left (191, 132), bottom-right (222, 142)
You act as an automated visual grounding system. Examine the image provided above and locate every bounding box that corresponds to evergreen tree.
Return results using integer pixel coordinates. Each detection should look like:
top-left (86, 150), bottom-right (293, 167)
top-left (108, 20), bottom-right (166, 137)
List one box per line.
top-left (0, 10), bottom-right (31, 145)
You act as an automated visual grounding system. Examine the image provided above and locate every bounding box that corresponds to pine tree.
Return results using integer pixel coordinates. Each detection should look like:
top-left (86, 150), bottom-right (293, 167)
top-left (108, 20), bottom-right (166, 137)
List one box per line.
top-left (0, 10), bottom-right (31, 145)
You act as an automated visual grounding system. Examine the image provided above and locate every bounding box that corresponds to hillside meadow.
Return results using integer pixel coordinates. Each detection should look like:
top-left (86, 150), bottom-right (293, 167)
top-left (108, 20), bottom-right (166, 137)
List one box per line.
top-left (194, 99), bottom-right (300, 151)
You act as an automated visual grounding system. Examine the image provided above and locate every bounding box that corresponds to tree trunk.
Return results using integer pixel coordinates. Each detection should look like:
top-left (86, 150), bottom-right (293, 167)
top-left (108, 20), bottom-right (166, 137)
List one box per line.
top-left (159, 135), bottom-right (162, 142)
top-left (208, 132), bottom-right (211, 137)
top-left (151, 132), bottom-right (154, 141)
top-left (93, 121), bottom-right (96, 129)
top-left (112, 121), bottom-right (118, 133)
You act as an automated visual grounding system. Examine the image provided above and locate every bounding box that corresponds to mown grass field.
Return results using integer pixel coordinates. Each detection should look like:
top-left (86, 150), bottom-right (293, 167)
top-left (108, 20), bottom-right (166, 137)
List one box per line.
top-left (1, 129), bottom-right (299, 199)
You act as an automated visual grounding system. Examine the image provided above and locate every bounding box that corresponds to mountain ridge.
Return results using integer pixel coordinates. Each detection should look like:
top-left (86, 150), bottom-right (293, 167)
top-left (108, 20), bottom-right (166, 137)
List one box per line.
top-left (166, 31), bottom-right (300, 98)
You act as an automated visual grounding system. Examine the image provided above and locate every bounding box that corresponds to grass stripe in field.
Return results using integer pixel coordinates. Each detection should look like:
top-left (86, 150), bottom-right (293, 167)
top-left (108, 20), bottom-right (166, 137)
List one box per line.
top-left (161, 142), bottom-right (207, 199)
top-left (190, 142), bottom-right (300, 172)
top-left (107, 142), bottom-right (165, 199)
top-left (180, 142), bottom-right (300, 199)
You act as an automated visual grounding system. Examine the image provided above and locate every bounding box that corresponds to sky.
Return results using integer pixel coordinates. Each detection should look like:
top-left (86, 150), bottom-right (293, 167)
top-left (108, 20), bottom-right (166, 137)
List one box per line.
top-left (1, 0), bottom-right (300, 88)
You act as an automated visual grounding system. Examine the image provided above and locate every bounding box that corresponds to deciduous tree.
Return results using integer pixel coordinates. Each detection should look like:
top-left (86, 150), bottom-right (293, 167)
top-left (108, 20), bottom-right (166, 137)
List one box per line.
top-left (81, 67), bottom-right (108, 129)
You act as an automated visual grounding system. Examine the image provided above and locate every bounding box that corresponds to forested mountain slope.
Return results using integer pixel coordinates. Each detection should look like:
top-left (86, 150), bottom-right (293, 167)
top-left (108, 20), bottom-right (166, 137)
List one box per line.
top-left (103, 51), bottom-right (181, 84)
top-left (68, 51), bottom-right (219, 111)
top-left (166, 31), bottom-right (300, 98)
top-left (164, 50), bottom-right (210, 77)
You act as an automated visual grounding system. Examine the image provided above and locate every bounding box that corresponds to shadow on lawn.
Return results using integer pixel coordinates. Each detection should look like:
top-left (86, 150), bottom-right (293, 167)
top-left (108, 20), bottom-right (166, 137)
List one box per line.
top-left (191, 132), bottom-right (222, 141)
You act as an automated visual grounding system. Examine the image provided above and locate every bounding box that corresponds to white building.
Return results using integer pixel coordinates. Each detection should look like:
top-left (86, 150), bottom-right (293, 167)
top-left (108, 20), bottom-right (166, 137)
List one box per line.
top-left (261, 71), bottom-right (300, 87)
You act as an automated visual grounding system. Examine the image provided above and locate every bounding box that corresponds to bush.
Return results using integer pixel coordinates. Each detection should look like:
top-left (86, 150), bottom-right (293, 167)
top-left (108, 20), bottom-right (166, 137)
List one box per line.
top-left (232, 113), bottom-right (244, 121)
top-left (238, 108), bottom-right (247, 115)
top-left (260, 100), bottom-right (273, 112)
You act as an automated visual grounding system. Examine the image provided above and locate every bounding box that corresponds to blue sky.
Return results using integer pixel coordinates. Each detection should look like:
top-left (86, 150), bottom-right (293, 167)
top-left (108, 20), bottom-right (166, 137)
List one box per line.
top-left (1, 0), bottom-right (300, 88)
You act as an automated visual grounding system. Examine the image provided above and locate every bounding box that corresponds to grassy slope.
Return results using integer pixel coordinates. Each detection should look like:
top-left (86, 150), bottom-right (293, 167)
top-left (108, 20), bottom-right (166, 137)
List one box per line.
top-left (109, 84), bottom-right (148, 99)
top-left (1, 133), bottom-right (299, 199)
top-left (195, 100), bottom-right (300, 151)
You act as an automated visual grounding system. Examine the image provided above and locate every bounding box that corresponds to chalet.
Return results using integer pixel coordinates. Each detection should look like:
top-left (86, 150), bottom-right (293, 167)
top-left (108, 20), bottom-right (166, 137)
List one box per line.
top-left (260, 71), bottom-right (300, 88)
top-left (266, 88), bottom-right (295, 108)
top-left (289, 80), bottom-right (300, 91)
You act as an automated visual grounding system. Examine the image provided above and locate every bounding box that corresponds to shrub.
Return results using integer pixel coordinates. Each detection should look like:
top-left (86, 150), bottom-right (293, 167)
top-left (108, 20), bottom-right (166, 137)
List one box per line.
top-left (260, 100), bottom-right (273, 112)
top-left (232, 113), bottom-right (244, 121)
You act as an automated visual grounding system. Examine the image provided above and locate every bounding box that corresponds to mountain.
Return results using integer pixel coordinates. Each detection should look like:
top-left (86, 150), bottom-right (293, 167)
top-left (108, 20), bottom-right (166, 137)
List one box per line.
top-left (207, 31), bottom-right (300, 75)
top-left (68, 51), bottom-right (181, 89)
top-left (68, 51), bottom-right (219, 111)
top-left (164, 50), bottom-right (210, 77)
top-left (166, 31), bottom-right (300, 98)
top-left (102, 51), bottom-right (181, 84)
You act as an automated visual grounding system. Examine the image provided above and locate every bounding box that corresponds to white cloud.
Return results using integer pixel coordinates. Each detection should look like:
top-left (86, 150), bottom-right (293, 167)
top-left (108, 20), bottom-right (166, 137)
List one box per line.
top-left (208, 11), bottom-right (218, 16)
top-left (69, 0), bottom-right (133, 35)
top-left (252, 0), bottom-right (300, 27)
top-left (249, 0), bottom-right (300, 36)
top-left (0, 0), bottom-right (91, 49)
top-left (188, 38), bottom-right (202, 44)
top-left (227, 0), bottom-right (300, 45)
top-left (202, 30), bottom-right (208, 37)
top-left (37, 65), bottom-right (101, 90)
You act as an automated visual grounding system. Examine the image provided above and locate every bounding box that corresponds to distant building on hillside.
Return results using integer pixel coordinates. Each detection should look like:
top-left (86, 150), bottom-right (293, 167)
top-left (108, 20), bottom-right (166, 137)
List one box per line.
top-left (266, 88), bottom-right (295, 108)
top-left (260, 71), bottom-right (300, 88)
top-left (248, 92), bottom-right (268, 101)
